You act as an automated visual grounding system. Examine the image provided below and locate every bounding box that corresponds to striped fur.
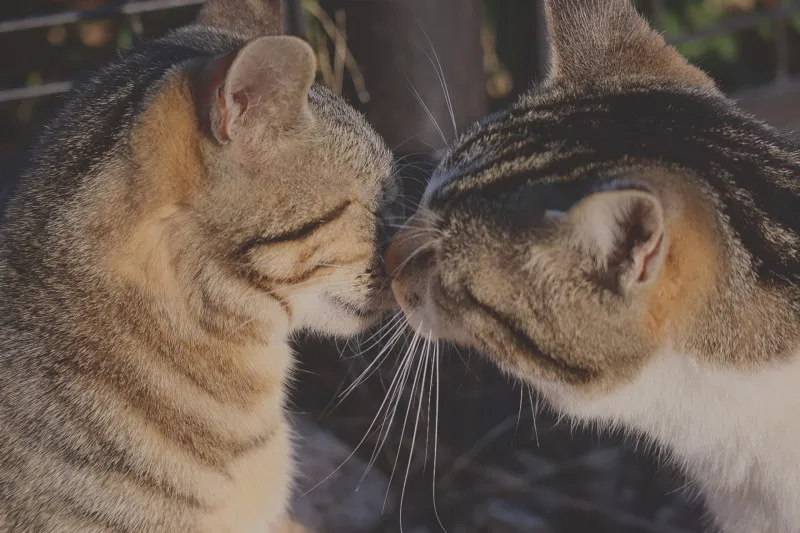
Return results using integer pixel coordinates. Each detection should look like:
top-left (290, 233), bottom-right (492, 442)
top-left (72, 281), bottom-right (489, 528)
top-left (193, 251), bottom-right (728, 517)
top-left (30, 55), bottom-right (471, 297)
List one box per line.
top-left (387, 1), bottom-right (800, 532)
top-left (0, 1), bottom-right (395, 531)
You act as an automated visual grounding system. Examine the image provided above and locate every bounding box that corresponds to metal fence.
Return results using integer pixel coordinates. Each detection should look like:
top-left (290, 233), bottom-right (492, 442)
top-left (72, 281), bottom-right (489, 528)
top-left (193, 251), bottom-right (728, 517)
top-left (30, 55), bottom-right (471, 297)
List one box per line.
top-left (0, 0), bottom-right (206, 103)
top-left (1, 1), bottom-right (799, 125)
top-left (652, 0), bottom-right (800, 130)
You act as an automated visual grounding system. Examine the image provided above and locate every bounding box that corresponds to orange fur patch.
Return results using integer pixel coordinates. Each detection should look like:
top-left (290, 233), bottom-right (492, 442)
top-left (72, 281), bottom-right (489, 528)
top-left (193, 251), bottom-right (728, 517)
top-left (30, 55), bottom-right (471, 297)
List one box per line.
top-left (133, 76), bottom-right (205, 206)
top-left (643, 211), bottom-right (718, 342)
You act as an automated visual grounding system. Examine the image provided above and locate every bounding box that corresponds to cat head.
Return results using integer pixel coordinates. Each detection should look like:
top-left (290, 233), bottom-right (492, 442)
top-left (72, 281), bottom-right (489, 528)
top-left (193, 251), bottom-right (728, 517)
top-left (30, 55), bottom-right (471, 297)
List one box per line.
top-left (9, 0), bottom-right (397, 340)
top-left (387, 0), bottom-right (799, 402)
top-left (180, 34), bottom-right (398, 336)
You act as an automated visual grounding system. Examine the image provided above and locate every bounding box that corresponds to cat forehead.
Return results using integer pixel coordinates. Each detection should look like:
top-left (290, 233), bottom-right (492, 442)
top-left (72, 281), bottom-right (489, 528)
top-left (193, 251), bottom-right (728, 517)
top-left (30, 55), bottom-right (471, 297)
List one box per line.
top-left (306, 87), bottom-right (394, 178)
top-left (429, 86), bottom-right (727, 209)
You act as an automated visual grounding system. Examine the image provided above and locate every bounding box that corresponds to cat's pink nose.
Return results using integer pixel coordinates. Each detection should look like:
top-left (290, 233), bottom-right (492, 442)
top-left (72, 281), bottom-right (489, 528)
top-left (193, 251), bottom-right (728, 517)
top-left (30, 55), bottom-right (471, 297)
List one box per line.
top-left (384, 223), bottom-right (431, 280)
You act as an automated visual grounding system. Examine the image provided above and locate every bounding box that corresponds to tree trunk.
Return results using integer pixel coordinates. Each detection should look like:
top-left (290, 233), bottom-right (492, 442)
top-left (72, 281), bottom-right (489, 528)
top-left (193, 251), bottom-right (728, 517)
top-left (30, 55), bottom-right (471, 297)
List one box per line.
top-left (489, 0), bottom-right (548, 109)
top-left (283, 0), bottom-right (308, 39)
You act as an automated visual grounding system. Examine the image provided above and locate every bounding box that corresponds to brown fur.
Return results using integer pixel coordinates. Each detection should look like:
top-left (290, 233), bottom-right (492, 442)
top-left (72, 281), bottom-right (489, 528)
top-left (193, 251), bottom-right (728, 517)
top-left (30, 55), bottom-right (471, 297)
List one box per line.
top-left (641, 181), bottom-right (719, 344)
top-left (0, 2), bottom-right (396, 531)
top-left (387, 1), bottom-right (800, 530)
top-left (199, 0), bottom-right (283, 38)
top-left (544, 0), bottom-right (717, 90)
top-left (388, 0), bottom-right (800, 389)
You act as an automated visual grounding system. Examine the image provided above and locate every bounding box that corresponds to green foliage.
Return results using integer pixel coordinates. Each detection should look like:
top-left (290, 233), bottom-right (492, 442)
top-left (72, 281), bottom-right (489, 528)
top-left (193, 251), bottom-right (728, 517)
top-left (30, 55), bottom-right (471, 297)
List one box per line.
top-left (482, 0), bottom-right (797, 91)
top-left (117, 28), bottom-right (134, 51)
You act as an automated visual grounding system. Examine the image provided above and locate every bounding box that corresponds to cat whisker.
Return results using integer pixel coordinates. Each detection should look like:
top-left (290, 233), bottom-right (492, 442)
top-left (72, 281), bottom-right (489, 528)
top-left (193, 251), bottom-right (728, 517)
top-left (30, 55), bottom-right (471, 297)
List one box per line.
top-left (300, 327), bottom-right (419, 498)
top-left (388, 192), bottom-right (424, 211)
top-left (423, 333), bottom-right (435, 472)
top-left (407, 79), bottom-right (448, 149)
top-left (414, 18), bottom-right (458, 140)
top-left (346, 311), bottom-right (405, 357)
top-left (358, 313), bottom-right (409, 354)
top-left (366, 326), bottom-right (418, 476)
top-left (387, 229), bottom-right (440, 248)
top-left (528, 385), bottom-right (540, 447)
top-left (338, 318), bottom-right (408, 401)
top-left (386, 333), bottom-right (428, 516)
top-left (392, 163), bottom-right (438, 180)
top-left (398, 334), bottom-right (431, 532)
top-left (432, 341), bottom-right (447, 532)
top-left (514, 382), bottom-right (525, 443)
top-left (384, 222), bottom-right (441, 233)
top-left (392, 133), bottom-right (429, 153)
top-left (394, 151), bottom-right (440, 166)
top-left (364, 327), bottom-right (421, 482)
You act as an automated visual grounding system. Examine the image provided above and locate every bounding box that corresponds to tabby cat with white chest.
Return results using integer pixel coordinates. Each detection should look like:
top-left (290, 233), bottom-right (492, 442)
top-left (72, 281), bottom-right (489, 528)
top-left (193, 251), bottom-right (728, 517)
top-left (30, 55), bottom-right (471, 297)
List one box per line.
top-left (0, 0), bottom-right (395, 531)
top-left (386, 1), bottom-right (800, 532)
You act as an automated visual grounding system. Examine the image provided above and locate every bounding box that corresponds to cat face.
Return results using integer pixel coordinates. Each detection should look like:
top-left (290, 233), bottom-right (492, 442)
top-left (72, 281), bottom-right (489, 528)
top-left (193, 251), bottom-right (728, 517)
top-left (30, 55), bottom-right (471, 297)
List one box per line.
top-left (387, 0), bottom-right (799, 401)
top-left (190, 37), bottom-right (397, 336)
top-left (80, 35), bottom-right (398, 338)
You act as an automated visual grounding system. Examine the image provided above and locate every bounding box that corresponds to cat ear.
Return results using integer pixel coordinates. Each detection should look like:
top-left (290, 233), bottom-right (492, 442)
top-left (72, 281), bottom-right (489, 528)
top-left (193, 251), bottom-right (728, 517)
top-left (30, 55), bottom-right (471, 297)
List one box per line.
top-left (561, 184), bottom-right (665, 290)
top-left (198, 0), bottom-right (283, 39)
top-left (199, 35), bottom-right (316, 144)
top-left (543, 0), bottom-right (716, 90)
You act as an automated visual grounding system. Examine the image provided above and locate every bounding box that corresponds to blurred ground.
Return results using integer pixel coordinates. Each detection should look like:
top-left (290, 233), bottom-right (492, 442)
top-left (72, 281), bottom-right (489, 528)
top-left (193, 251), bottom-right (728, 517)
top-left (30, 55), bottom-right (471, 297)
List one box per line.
top-left (291, 332), bottom-right (709, 533)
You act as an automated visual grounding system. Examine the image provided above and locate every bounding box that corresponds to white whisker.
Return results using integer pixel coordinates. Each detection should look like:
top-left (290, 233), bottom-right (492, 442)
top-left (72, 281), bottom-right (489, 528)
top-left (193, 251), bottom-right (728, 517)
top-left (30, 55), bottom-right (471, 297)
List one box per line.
top-left (414, 18), bottom-right (457, 140)
top-left (423, 333), bottom-right (436, 472)
top-left (362, 323), bottom-right (419, 478)
top-left (398, 334), bottom-right (431, 532)
top-left (514, 383), bottom-right (524, 443)
top-left (383, 332), bottom-right (428, 516)
top-left (349, 311), bottom-right (405, 355)
top-left (300, 326), bottom-right (418, 498)
top-left (528, 385), bottom-right (540, 447)
top-left (407, 79), bottom-right (448, 148)
top-left (432, 341), bottom-right (447, 532)
top-left (339, 318), bottom-right (408, 398)
top-left (360, 332), bottom-right (419, 491)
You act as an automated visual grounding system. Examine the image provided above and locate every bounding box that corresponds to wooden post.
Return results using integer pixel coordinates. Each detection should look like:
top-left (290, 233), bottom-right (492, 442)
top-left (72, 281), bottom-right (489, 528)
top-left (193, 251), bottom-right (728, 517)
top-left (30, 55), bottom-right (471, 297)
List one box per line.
top-left (283, 0), bottom-right (308, 39)
top-left (488, 0), bottom-right (548, 108)
top-left (319, 0), bottom-right (487, 157)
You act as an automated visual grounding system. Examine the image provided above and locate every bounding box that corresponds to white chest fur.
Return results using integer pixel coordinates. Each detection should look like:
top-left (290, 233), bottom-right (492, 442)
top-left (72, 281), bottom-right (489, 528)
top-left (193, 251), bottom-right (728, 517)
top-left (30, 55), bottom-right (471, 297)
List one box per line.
top-left (199, 421), bottom-right (293, 533)
top-left (190, 342), bottom-right (294, 533)
top-left (545, 348), bottom-right (800, 533)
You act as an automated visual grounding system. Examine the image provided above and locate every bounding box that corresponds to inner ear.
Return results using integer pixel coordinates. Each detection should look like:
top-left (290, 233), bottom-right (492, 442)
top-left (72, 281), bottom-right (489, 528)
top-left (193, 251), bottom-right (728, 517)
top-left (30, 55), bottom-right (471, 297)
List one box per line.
top-left (567, 186), bottom-right (665, 290)
top-left (196, 35), bottom-right (316, 144)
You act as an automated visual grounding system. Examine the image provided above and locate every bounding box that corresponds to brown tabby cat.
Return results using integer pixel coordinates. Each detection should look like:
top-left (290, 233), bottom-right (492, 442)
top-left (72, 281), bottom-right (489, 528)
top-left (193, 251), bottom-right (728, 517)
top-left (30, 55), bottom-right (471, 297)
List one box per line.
top-left (387, 1), bottom-right (800, 532)
top-left (0, 0), bottom-right (395, 531)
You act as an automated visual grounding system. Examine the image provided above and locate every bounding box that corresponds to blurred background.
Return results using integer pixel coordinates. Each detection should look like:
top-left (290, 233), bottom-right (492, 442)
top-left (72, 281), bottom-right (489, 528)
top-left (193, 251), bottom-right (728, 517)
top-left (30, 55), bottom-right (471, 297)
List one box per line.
top-left (1, 1), bottom-right (798, 532)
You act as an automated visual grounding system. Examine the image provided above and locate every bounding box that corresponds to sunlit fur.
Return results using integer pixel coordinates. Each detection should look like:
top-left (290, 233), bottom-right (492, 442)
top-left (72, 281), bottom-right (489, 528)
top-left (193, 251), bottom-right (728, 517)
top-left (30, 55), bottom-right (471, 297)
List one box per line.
top-left (0, 2), bottom-right (395, 532)
top-left (387, 1), bottom-right (800, 532)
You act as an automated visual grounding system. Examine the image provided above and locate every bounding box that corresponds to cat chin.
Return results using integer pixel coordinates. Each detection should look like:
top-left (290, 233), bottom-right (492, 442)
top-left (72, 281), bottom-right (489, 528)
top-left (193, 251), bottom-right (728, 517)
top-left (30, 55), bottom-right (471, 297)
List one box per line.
top-left (286, 291), bottom-right (388, 337)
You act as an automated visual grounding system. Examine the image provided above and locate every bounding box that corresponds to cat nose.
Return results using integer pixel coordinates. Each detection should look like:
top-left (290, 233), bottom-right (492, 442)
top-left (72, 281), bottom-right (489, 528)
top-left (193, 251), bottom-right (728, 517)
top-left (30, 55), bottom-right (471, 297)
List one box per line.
top-left (384, 224), bottom-right (431, 280)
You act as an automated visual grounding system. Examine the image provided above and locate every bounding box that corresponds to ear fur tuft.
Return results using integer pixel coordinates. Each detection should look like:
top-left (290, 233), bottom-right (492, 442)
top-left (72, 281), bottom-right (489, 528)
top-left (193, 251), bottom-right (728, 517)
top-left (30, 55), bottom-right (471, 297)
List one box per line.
top-left (199, 35), bottom-right (316, 144)
top-left (543, 0), bottom-right (717, 90)
top-left (198, 0), bottom-right (283, 39)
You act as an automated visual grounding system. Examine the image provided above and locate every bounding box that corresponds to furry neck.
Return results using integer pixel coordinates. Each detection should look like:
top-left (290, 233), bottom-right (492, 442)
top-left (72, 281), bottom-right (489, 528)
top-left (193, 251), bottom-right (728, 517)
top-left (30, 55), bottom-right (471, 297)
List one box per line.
top-left (555, 347), bottom-right (800, 532)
